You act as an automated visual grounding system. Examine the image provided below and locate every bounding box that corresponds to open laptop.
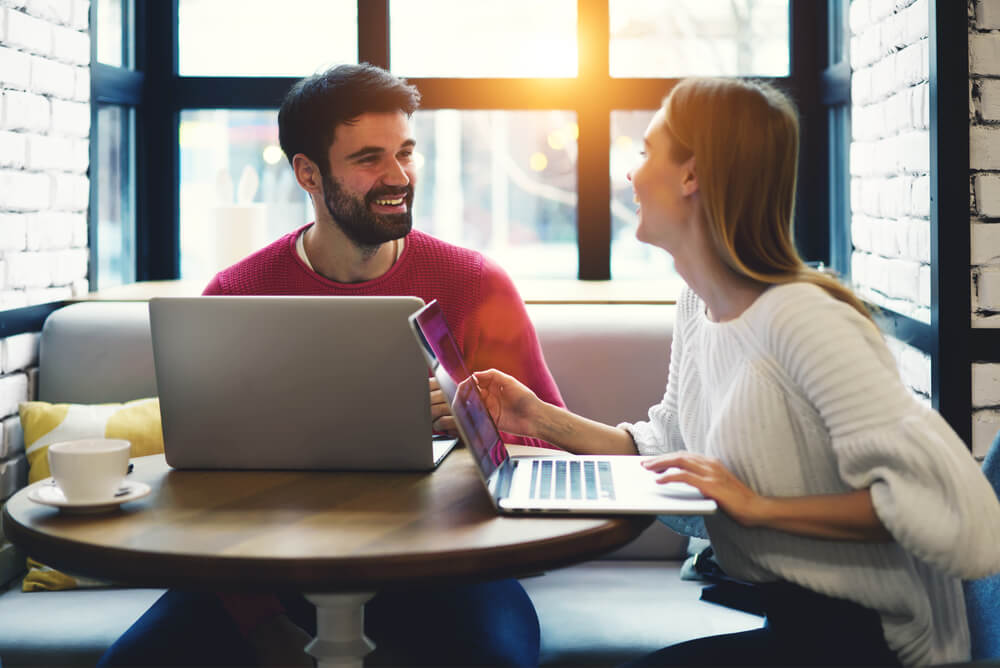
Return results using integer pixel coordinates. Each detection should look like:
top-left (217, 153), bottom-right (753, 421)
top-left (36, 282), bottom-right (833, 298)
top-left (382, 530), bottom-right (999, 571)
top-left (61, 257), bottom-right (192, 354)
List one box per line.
top-left (409, 300), bottom-right (717, 515)
top-left (149, 296), bottom-right (457, 471)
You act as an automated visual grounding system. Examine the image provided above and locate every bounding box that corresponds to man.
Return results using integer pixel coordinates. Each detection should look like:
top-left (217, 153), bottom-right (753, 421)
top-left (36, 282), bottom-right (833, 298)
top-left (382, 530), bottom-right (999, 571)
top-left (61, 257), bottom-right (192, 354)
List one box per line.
top-left (99, 64), bottom-right (563, 667)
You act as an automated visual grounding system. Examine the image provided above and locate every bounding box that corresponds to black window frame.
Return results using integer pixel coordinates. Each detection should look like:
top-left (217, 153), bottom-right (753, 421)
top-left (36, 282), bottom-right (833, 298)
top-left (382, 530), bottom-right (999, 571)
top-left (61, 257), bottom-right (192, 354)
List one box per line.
top-left (90, 0), bottom-right (142, 290)
top-left (123, 0), bottom-right (828, 284)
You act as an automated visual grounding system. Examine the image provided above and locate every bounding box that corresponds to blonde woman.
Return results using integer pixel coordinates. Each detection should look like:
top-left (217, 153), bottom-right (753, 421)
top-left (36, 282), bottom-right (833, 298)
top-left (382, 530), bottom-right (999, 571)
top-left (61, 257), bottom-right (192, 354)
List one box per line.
top-left (474, 78), bottom-right (1000, 667)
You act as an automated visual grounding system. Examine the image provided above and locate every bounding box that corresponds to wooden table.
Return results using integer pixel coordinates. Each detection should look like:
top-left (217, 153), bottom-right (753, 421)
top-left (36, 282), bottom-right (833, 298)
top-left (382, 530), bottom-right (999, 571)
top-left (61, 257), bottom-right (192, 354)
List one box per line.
top-left (3, 450), bottom-right (651, 667)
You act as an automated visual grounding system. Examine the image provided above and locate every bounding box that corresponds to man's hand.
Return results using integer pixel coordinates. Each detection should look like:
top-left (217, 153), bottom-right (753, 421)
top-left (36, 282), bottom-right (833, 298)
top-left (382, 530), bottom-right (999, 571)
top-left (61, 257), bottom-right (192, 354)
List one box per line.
top-left (429, 377), bottom-right (457, 435)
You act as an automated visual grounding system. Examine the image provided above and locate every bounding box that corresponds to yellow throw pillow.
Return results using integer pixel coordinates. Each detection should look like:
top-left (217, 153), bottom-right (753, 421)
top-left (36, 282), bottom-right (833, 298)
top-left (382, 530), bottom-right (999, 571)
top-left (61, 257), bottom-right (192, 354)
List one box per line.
top-left (17, 398), bottom-right (163, 591)
top-left (21, 398), bottom-right (163, 483)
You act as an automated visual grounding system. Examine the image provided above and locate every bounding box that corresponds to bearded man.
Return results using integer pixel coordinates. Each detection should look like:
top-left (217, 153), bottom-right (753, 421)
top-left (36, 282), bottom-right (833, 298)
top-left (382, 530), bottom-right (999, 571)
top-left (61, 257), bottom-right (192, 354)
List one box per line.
top-left (100, 64), bottom-right (563, 668)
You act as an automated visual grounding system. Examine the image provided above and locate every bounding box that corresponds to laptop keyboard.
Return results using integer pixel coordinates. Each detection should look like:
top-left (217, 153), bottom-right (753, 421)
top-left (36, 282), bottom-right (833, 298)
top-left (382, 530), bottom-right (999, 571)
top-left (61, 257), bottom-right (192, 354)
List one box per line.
top-left (528, 459), bottom-right (615, 501)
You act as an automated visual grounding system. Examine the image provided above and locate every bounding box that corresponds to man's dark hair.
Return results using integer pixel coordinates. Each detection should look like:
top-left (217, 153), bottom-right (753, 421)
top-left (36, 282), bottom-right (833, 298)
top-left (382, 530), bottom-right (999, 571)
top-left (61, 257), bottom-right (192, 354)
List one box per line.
top-left (278, 63), bottom-right (421, 172)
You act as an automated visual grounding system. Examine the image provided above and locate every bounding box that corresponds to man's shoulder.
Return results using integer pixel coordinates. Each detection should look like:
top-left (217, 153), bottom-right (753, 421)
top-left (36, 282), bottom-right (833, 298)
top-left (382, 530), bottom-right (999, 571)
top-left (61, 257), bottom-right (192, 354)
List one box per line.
top-left (404, 229), bottom-right (488, 278)
top-left (408, 229), bottom-right (482, 261)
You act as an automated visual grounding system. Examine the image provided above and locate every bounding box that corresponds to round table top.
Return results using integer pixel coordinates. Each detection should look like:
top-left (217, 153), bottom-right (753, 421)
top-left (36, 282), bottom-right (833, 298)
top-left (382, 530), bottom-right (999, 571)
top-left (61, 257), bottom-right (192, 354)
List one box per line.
top-left (3, 451), bottom-right (651, 592)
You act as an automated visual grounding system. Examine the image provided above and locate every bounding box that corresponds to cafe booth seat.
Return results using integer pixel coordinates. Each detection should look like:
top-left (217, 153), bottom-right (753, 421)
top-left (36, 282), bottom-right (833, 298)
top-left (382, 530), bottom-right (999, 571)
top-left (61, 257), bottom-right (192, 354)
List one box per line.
top-left (0, 300), bottom-right (762, 667)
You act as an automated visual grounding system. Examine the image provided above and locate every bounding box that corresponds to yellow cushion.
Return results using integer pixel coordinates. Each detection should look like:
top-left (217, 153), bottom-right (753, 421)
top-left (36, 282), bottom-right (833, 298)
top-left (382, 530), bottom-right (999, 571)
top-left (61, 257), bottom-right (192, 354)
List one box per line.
top-left (18, 398), bottom-right (163, 591)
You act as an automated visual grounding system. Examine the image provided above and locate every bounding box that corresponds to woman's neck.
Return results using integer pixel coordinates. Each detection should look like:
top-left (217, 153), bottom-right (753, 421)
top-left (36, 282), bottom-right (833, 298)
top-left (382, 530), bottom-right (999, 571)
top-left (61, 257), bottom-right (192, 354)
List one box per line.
top-left (674, 242), bottom-right (766, 323)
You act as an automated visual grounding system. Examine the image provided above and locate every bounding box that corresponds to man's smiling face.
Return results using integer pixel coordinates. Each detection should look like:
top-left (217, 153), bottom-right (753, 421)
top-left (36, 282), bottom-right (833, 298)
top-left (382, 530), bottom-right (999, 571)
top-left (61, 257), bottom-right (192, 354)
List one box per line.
top-left (320, 111), bottom-right (417, 248)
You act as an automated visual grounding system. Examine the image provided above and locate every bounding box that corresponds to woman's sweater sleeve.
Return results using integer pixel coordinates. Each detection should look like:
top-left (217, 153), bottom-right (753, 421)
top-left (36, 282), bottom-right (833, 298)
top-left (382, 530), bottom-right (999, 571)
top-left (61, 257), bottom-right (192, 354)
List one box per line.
top-left (768, 285), bottom-right (1000, 579)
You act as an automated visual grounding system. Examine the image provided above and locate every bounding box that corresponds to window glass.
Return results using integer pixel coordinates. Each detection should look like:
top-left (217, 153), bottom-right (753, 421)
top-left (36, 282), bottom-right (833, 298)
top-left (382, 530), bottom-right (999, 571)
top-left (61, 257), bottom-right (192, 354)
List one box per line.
top-left (609, 0), bottom-right (790, 77)
top-left (96, 0), bottom-right (124, 67)
top-left (178, 0), bottom-right (357, 76)
top-left (610, 110), bottom-right (679, 282)
top-left (411, 110), bottom-right (578, 279)
top-left (390, 0), bottom-right (577, 78)
top-left (178, 110), bottom-right (310, 282)
top-left (96, 105), bottom-right (136, 289)
top-left (179, 110), bottom-right (578, 284)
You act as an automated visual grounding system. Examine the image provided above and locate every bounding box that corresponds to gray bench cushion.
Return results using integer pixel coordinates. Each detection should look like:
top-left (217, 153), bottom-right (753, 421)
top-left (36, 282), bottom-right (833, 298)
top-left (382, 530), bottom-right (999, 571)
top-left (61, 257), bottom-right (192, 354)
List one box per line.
top-left (38, 302), bottom-right (157, 404)
top-left (0, 581), bottom-right (164, 667)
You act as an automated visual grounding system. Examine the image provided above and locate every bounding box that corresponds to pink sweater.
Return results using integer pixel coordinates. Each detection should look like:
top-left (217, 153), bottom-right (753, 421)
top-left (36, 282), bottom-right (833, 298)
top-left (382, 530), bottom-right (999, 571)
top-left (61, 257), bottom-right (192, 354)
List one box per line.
top-left (210, 225), bottom-right (565, 636)
top-left (205, 224), bottom-right (565, 448)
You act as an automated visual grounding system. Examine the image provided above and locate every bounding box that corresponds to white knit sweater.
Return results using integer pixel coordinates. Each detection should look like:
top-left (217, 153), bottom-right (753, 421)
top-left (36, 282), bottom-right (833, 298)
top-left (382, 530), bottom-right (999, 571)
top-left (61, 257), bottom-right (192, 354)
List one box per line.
top-left (621, 283), bottom-right (1000, 666)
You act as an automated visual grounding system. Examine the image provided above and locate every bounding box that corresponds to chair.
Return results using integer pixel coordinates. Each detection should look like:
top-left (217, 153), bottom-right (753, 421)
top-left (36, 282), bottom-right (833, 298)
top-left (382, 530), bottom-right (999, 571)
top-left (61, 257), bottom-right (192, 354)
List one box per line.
top-left (963, 432), bottom-right (1000, 661)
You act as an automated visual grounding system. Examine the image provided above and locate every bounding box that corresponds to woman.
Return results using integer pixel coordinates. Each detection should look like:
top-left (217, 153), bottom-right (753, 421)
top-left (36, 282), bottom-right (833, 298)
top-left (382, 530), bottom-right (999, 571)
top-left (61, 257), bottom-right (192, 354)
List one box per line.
top-left (473, 78), bottom-right (1000, 666)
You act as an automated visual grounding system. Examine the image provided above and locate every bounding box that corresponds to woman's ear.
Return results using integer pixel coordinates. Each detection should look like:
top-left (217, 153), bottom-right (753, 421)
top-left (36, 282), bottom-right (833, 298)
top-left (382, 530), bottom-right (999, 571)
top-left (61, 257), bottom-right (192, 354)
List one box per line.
top-left (292, 154), bottom-right (322, 195)
top-left (681, 157), bottom-right (699, 196)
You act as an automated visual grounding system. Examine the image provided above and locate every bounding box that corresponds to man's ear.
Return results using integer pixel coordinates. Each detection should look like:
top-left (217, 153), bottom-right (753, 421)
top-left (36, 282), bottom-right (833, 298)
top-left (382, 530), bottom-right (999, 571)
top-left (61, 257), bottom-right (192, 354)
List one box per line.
top-left (292, 154), bottom-right (323, 195)
top-left (681, 156), bottom-right (699, 196)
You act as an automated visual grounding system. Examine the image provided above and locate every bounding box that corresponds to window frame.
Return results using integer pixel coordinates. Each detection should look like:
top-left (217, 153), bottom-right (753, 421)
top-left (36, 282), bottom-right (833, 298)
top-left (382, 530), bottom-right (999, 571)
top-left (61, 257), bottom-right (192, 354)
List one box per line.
top-left (126, 0), bottom-right (827, 283)
top-left (90, 0), bottom-right (141, 289)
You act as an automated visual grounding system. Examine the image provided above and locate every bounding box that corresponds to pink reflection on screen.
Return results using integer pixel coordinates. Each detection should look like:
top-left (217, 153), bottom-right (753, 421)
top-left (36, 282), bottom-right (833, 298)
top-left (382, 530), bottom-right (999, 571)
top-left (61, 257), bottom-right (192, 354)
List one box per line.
top-left (414, 301), bottom-right (470, 387)
top-left (454, 377), bottom-right (507, 476)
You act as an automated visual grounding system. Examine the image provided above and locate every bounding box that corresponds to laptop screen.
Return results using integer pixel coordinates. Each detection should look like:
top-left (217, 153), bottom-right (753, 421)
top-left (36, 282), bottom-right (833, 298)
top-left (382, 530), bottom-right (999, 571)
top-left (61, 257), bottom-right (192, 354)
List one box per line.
top-left (410, 301), bottom-right (510, 480)
top-left (453, 378), bottom-right (509, 479)
top-left (413, 300), bottom-right (471, 385)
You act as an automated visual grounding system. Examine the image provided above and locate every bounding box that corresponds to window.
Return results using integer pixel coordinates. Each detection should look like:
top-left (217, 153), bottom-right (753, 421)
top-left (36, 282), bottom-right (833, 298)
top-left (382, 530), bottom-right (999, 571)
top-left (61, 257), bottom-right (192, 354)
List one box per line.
top-left (90, 0), bottom-right (139, 290)
top-left (609, 0), bottom-right (790, 77)
top-left (389, 0), bottom-right (578, 78)
top-left (178, 109), bottom-right (310, 279)
top-left (177, 0), bottom-right (357, 76)
top-left (95, 106), bottom-right (136, 287)
top-left (98, 1), bottom-right (821, 291)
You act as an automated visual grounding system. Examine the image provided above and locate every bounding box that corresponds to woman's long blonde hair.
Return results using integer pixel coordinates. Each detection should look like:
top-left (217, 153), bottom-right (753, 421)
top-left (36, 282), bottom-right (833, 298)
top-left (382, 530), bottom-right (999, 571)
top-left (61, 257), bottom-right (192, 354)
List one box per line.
top-left (662, 78), bottom-right (872, 323)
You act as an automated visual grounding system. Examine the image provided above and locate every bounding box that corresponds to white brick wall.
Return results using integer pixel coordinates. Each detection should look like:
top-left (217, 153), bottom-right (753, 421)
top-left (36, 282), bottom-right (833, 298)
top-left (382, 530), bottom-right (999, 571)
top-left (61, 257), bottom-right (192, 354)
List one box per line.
top-left (851, 0), bottom-right (936, 443)
top-left (0, 3), bottom-right (89, 309)
top-left (0, 332), bottom-right (37, 373)
top-left (0, 3), bottom-right (89, 486)
top-left (970, 0), bottom-right (1000, 457)
top-left (972, 4), bottom-right (1000, 331)
top-left (885, 336), bottom-right (932, 398)
top-left (850, 0), bottom-right (931, 326)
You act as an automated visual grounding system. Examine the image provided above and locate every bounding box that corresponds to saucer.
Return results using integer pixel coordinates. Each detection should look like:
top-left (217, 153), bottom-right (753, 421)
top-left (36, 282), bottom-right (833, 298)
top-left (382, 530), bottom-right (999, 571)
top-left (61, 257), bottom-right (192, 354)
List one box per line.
top-left (28, 479), bottom-right (151, 514)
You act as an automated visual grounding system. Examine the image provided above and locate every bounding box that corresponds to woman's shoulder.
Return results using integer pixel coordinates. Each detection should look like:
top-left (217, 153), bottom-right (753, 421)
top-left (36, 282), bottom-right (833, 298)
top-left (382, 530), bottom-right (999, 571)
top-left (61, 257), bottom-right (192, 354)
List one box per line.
top-left (746, 281), bottom-right (885, 360)
top-left (750, 281), bottom-right (864, 328)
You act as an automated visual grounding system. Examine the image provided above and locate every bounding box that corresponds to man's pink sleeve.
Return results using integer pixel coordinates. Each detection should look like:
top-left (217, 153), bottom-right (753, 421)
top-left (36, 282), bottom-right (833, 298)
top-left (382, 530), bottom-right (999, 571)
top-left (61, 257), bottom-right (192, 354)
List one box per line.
top-left (463, 259), bottom-right (565, 450)
top-left (202, 274), bottom-right (224, 295)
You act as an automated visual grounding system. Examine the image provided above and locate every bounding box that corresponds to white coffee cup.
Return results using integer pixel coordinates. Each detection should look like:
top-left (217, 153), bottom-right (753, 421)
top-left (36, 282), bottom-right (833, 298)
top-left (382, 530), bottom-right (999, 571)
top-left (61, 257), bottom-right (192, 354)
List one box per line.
top-left (47, 439), bottom-right (131, 503)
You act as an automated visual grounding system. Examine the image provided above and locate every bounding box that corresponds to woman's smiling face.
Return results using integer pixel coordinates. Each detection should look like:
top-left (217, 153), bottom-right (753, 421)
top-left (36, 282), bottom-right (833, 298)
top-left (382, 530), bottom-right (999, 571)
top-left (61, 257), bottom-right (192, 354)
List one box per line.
top-left (628, 106), bottom-right (699, 253)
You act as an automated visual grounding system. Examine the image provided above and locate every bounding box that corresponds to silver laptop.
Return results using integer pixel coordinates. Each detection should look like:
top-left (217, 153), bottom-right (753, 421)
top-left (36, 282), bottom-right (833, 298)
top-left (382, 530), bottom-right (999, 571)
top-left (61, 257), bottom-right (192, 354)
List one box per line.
top-left (149, 296), bottom-right (457, 471)
top-left (409, 300), bottom-right (717, 515)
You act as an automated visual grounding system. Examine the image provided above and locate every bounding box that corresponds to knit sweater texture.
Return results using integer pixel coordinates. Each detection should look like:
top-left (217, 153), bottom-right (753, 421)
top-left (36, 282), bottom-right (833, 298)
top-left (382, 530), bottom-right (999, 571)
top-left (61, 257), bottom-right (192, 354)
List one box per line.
top-left (205, 224), bottom-right (564, 449)
top-left (622, 283), bottom-right (1000, 666)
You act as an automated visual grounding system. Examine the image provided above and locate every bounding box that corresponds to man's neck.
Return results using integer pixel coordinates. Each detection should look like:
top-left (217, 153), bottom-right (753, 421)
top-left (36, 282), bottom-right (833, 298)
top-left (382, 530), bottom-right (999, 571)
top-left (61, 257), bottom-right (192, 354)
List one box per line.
top-left (303, 220), bottom-right (400, 284)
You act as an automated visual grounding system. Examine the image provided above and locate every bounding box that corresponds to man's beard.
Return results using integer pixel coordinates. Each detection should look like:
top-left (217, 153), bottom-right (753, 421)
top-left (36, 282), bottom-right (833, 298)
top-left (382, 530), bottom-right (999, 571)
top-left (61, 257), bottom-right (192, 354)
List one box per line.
top-left (321, 171), bottom-right (413, 251)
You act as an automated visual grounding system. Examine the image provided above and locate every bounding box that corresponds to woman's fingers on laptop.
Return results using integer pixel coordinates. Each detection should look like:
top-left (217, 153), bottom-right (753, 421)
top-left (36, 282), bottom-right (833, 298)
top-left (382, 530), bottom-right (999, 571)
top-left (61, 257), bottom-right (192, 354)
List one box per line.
top-left (471, 369), bottom-right (540, 435)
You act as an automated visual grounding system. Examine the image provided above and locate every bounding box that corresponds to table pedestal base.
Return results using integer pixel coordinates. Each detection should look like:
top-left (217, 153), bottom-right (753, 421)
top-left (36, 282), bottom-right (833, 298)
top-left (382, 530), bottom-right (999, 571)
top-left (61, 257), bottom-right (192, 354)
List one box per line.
top-left (304, 592), bottom-right (375, 668)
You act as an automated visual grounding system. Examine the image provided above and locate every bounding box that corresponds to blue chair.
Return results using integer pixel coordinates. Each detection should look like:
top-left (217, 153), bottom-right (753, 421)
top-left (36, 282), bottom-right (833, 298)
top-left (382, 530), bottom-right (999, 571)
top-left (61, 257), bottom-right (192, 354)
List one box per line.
top-left (963, 433), bottom-right (1000, 661)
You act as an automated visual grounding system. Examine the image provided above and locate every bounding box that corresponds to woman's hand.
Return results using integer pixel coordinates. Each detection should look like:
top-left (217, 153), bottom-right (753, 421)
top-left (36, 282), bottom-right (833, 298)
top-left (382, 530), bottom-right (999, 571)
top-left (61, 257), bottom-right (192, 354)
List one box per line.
top-left (471, 369), bottom-right (544, 438)
top-left (644, 452), bottom-right (893, 541)
top-left (642, 452), bottom-right (763, 526)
